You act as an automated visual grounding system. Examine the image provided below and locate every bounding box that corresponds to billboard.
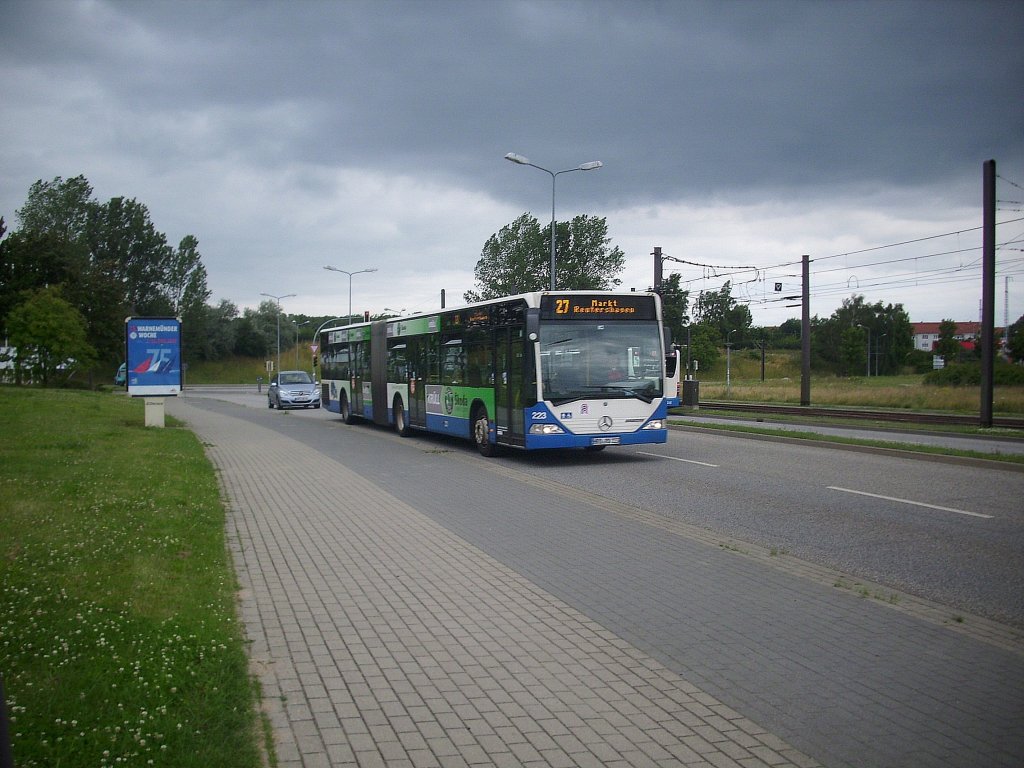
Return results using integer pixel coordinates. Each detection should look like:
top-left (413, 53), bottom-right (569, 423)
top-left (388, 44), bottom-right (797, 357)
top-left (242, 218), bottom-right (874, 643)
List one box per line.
top-left (125, 317), bottom-right (182, 397)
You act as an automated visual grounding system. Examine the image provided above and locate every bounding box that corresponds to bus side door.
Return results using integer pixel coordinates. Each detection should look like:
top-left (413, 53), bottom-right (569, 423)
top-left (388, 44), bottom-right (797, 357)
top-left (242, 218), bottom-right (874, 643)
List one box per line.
top-left (494, 326), bottom-right (526, 447)
top-left (408, 336), bottom-right (427, 428)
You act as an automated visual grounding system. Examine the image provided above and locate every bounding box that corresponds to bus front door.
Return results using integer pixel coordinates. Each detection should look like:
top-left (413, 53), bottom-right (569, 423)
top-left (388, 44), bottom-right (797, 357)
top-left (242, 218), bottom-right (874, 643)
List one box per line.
top-left (494, 328), bottom-right (526, 447)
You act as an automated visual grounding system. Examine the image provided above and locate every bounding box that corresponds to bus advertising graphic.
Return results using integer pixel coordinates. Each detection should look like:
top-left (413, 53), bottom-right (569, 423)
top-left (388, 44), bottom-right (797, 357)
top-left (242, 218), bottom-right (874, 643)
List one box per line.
top-left (125, 317), bottom-right (182, 397)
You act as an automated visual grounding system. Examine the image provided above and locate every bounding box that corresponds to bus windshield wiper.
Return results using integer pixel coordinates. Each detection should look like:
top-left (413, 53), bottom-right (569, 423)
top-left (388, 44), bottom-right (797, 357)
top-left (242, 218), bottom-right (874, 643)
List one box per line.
top-left (583, 385), bottom-right (654, 403)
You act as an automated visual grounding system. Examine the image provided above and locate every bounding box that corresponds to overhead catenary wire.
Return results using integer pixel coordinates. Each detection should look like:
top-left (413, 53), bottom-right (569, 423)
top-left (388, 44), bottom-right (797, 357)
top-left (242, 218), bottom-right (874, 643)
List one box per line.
top-left (654, 204), bottom-right (1024, 324)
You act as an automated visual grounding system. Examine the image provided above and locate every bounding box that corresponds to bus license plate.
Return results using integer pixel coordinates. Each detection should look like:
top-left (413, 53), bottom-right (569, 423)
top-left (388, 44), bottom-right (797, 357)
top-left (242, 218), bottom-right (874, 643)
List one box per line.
top-left (592, 436), bottom-right (620, 446)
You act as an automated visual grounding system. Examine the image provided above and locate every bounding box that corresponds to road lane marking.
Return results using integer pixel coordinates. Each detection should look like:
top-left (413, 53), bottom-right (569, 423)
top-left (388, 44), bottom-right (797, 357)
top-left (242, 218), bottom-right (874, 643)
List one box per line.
top-left (636, 451), bottom-right (718, 467)
top-left (827, 486), bottom-right (993, 519)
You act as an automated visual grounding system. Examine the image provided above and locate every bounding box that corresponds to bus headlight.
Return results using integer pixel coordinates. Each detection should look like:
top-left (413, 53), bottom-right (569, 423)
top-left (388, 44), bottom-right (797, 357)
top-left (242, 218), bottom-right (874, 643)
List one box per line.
top-left (529, 423), bottom-right (566, 435)
top-left (642, 419), bottom-right (665, 430)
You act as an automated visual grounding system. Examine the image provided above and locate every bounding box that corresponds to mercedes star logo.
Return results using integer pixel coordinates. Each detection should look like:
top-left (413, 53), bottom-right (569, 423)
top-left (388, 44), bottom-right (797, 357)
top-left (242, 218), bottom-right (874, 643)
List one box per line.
top-left (598, 415), bottom-right (613, 432)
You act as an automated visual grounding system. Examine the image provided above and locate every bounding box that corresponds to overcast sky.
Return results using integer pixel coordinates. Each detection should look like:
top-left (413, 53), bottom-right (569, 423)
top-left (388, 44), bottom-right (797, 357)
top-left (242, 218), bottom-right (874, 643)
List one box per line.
top-left (3, 0), bottom-right (1022, 328)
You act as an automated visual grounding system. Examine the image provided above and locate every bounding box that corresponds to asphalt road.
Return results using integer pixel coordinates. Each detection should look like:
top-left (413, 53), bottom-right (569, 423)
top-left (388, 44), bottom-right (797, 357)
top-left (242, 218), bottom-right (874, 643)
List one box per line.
top-left (182, 386), bottom-right (1024, 629)
top-left (674, 413), bottom-right (1024, 455)
top-left (173, 387), bottom-right (1024, 768)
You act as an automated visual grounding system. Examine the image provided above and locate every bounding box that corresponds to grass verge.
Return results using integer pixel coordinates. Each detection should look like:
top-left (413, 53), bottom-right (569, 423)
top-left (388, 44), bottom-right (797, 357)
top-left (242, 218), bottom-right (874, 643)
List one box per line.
top-left (0, 387), bottom-right (265, 768)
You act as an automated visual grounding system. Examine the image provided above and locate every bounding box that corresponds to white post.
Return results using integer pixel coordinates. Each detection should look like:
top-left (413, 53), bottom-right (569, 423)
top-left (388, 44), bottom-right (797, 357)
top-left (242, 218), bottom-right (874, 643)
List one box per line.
top-left (144, 397), bottom-right (166, 428)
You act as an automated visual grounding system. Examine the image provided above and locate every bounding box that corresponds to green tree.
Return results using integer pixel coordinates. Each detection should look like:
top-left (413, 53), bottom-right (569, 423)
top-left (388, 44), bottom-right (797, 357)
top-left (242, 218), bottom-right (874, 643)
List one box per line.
top-left (655, 272), bottom-right (690, 346)
top-left (840, 325), bottom-right (868, 377)
top-left (544, 214), bottom-right (624, 291)
top-left (205, 300), bottom-right (240, 360)
top-left (693, 281), bottom-right (752, 343)
top-left (0, 230), bottom-right (87, 329)
top-left (232, 302), bottom-right (279, 358)
top-left (16, 175), bottom-right (93, 241)
top-left (465, 213), bottom-right (624, 301)
top-left (165, 235), bottom-right (210, 315)
top-left (7, 176), bottom-right (212, 368)
top-left (86, 196), bottom-right (174, 316)
top-left (166, 235), bottom-right (212, 363)
top-left (810, 295), bottom-right (912, 375)
top-left (1007, 314), bottom-right (1024, 362)
top-left (5, 286), bottom-right (97, 386)
top-left (687, 323), bottom-right (721, 373)
top-left (934, 319), bottom-right (962, 363)
top-left (465, 213), bottom-right (545, 301)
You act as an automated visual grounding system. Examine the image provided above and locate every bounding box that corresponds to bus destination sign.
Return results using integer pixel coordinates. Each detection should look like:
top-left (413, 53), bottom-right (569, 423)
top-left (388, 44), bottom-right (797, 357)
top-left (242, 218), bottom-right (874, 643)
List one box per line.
top-left (540, 294), bottom-right (657, 321)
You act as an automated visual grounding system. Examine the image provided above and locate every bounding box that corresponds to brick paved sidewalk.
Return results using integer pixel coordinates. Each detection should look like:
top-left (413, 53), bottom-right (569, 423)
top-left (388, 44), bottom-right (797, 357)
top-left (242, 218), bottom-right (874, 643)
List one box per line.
top-left (169, 399), bottom-right (819, 768)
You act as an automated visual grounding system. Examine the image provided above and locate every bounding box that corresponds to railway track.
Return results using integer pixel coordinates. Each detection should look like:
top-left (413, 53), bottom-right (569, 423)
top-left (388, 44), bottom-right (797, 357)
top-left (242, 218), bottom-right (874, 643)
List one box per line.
top-left (682, 401), bottom-right (1024, 431)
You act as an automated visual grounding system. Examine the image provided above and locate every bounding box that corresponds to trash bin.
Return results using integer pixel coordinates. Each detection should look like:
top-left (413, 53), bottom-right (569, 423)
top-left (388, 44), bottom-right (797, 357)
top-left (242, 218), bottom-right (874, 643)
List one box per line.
top-left (682, 379), bottom-right (699, 408)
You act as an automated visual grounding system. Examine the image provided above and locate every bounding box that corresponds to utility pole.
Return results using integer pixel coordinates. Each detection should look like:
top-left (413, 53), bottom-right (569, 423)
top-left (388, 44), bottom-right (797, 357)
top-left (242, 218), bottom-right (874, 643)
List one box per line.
top-left (756, 339), bottom-right (767, 382)
top-left (981, 159), bottom-right (996, 427)
top-left (653, 246), bottom-right (663, 293)
top-left (801, 254), bottom-right (811, 406)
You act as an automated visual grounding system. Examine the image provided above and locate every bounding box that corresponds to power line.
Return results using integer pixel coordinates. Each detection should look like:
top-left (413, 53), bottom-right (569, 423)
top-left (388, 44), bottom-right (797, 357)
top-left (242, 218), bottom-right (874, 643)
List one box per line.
top-left (999, 174), bottom-right (1024, 192)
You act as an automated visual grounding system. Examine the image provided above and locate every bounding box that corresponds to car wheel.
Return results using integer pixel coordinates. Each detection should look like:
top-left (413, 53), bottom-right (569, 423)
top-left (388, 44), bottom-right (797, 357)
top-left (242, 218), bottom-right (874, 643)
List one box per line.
top-left (340, 392), bottom-right (355, 424)
top-left (394, 396), bottom-right (411, 437)
top-left (268, 397), bottom-right (274, 409)
top-left (472, 404), bottom-right (496, 457)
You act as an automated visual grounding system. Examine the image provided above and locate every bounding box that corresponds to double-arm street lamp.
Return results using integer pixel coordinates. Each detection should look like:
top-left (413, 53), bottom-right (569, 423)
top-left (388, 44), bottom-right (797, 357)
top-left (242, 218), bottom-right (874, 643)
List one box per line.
top-left (323, 266), bottom-right (378, 323)
top-left (504, 152), bottom-right (602, 291)
top-left (260, 292), bottom-right (296, 377)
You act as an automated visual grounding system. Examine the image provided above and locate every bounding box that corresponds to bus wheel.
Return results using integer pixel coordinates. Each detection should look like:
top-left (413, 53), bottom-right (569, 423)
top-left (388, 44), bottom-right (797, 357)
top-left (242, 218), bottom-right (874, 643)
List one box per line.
top-left (340, 392), bottom-right (355, 424)
top-left (472, 405), bottom-right (496, 457)
top-left (394, 396), bottom-right (411, 437)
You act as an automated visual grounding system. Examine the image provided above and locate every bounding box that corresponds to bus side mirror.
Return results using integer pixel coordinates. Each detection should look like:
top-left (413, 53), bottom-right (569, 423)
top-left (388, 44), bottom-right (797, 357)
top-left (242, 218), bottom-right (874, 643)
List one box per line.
top-left (526, 308), bottom-right (540, 342)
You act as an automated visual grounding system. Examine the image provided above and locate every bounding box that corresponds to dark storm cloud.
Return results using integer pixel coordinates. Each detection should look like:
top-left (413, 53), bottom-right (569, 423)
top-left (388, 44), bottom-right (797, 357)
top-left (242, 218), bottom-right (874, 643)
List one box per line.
top-left (2, 0), bottom-right (1021, 323)
top-left (8, 0), bottom-right (1017, 205)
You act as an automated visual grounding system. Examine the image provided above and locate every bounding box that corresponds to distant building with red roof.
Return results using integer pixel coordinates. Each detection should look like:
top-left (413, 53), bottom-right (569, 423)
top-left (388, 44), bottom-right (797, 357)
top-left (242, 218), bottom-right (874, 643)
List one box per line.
top-left (911, 321), bottom-right (1002, 352)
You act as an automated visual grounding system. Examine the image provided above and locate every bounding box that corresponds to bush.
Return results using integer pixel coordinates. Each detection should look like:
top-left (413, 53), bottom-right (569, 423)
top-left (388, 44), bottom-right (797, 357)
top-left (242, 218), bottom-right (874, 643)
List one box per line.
top-left (924, 361), bottom-right (1024, 386)
top-left (904, 349), bottom-right (935, 375)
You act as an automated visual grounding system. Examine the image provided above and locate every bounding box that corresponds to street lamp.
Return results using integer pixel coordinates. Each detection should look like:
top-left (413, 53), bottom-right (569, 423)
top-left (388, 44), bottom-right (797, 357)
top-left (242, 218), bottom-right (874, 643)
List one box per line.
top-left (857, 323), bottom-right (871, 377)
top-left (323, 266), bottom-right (378, 323)
top-left (294, 319), bottom-right (310, 368)
top-left (260, 292), bottom-right (296, 378)
top-left (726, 329), bottom-right (737, 395)
top-left (504, 152), bottom-right (603, 291)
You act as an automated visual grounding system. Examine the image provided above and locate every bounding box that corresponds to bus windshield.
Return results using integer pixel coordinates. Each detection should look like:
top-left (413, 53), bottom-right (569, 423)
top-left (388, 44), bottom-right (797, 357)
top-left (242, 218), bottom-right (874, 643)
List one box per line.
top-left (539, 320), bottom-right (664, 405)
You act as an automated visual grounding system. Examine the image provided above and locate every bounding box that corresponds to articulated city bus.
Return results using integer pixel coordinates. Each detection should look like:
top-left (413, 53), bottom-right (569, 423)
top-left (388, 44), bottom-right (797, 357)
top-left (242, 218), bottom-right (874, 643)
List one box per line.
top-left (317, 291), bottom-right (681, 455)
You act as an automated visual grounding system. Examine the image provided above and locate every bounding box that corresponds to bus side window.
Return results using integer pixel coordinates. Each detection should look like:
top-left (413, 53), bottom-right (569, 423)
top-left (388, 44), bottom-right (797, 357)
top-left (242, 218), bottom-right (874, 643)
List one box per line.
top-left (425, 339), bottom-right (440, 384)
top-left (338, 344), bottom-right (350, 380)
top-left (465, 338), bottom-right (488, 386)
top-left (388, 343), bottom-right (407, 382)
top-left (442, 337), bottom-right (463, 385)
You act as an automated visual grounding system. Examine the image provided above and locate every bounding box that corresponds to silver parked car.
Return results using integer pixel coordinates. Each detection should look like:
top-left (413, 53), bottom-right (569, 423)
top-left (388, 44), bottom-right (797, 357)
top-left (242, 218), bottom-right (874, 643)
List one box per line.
top-left (268, 370), bottom-right (320, 409)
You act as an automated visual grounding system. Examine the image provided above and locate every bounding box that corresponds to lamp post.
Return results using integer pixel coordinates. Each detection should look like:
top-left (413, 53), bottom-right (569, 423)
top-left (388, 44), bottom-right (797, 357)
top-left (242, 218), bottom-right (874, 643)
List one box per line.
top-left (260, 292), bottom-right (296, 378)
top-left (324, 266), bottom-right (378, 323)
top-left (504, 152), bottom-right (602, 291)
top-left (294, 320), bottom-right (310, 368)
top-left (726, 329), bottom-right (737, 395)
top-left (857, 323), bottom-right (871, 377)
